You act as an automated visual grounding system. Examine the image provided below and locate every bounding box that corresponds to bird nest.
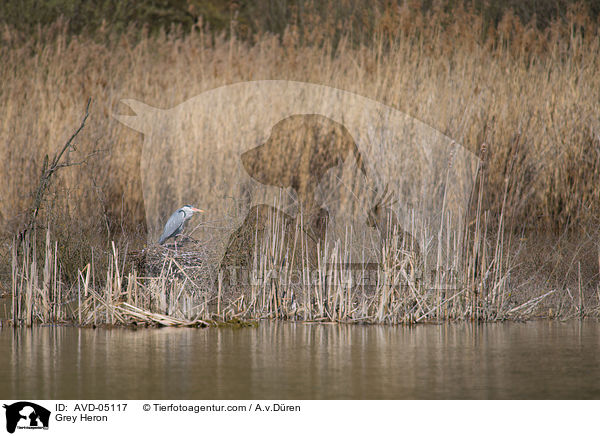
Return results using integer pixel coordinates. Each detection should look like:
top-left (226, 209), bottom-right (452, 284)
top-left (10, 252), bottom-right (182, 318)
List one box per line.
top-left (131, 237), bottom-right (217, 283)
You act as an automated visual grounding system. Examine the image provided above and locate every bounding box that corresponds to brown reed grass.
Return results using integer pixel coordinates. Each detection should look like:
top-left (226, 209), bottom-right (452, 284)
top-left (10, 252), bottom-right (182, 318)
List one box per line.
top-left (8, 195), bottom-right (597, 326)
top-left (1, 3), bottom-right (600, 324)
top-left (1, 5), bottom-right (599, 235)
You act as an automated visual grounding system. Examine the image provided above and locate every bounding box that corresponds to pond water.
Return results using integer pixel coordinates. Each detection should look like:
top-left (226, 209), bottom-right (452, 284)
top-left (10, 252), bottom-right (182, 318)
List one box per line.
top-left (1, 321), bottom-right (599, 399)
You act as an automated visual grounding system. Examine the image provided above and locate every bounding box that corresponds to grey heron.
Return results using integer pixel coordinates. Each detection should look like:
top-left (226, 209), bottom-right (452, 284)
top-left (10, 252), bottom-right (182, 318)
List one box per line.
top-left (158, 205), bottom-right (204, 245)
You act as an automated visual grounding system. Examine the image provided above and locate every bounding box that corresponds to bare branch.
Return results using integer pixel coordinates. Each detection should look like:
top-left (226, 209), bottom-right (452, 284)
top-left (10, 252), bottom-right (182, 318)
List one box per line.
top-left (21, 98), bottom-right (91, 239)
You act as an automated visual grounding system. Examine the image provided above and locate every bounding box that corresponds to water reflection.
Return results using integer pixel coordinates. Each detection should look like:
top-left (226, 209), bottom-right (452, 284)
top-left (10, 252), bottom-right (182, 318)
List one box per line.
top-left (0, 322), bottom-right (598, 399)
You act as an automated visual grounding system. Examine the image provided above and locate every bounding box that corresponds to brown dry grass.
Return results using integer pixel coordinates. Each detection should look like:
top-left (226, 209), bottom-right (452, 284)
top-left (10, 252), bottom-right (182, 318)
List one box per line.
top-left (1, 6), bottom-right (599, 229)
top-left (1, 3), bottom-right (600, 319)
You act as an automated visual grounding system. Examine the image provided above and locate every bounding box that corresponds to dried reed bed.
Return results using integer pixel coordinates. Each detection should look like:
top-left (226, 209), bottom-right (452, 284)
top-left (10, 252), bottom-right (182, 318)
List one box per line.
top-left (10, 227), bottom-right (213, 326)
top-left (8, 200), bottom-right (598, 326)
top-left (2, 3), bottom-right (600, 324)
top-left (1, 5), bottom-right (599, 235)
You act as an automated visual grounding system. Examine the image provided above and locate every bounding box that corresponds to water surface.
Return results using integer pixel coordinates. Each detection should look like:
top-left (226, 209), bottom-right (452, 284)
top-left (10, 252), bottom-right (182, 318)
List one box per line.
top-left (1, 321), bottom-right (598, 399)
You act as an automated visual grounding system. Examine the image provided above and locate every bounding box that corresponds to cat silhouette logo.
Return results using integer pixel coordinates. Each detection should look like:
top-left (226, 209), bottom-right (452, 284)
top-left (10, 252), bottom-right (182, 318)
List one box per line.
top-left (3, 402), bottom-right (50, 433)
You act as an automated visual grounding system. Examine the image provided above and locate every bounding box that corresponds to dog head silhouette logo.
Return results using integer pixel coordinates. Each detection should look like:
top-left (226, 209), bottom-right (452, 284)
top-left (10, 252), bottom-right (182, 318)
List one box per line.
top-left (115, 80), bottom-right (479, 295)
top-left (3, 402), bottom-right (50, 434)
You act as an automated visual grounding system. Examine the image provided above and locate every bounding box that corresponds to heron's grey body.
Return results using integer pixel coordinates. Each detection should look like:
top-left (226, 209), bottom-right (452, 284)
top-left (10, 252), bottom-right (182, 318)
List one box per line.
top-left (158, 205), bottom-right (203, 245)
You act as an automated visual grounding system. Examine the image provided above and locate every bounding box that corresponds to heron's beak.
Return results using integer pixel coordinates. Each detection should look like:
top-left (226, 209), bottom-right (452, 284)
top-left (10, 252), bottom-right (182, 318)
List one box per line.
top-left (192, 208), bottom-right (204, 213)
